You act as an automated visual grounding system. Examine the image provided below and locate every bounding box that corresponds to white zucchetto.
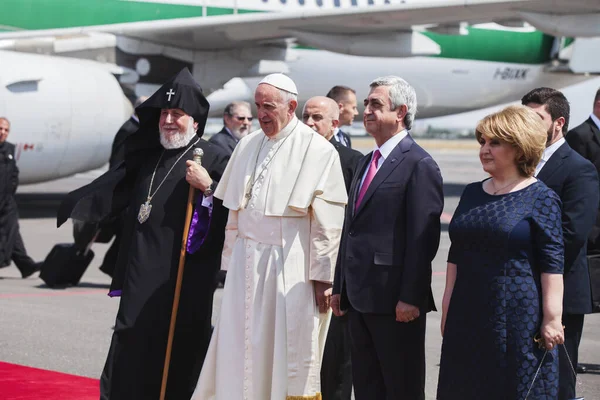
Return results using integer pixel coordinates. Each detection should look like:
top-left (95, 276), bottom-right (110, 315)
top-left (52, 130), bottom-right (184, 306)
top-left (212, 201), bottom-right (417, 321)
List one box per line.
top-left (258, 73), bottom-right (298, 95)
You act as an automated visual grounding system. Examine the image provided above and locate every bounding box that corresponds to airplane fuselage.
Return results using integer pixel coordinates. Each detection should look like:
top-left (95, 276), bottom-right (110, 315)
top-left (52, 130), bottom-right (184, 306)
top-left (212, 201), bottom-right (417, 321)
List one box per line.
top-left (0, 0), bottom-right (595, 183)
top-left (0, 51), bottom-right (131, 184)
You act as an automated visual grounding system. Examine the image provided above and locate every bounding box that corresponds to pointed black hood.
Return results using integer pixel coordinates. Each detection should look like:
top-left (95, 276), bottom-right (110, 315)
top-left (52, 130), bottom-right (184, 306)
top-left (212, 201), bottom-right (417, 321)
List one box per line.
top-left (135, 67), bottom-right (210, 145)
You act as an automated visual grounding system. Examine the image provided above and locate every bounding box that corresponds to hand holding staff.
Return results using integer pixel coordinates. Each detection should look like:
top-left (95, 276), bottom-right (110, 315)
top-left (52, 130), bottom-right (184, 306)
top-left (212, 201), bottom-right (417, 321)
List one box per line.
top-left (160, 148), bottom-right (204, 400)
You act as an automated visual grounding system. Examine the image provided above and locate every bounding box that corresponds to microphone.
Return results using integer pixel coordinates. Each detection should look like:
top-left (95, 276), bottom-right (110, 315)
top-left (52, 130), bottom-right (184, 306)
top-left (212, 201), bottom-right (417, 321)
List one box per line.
top-left (193, 148), bottom-right (203, 165)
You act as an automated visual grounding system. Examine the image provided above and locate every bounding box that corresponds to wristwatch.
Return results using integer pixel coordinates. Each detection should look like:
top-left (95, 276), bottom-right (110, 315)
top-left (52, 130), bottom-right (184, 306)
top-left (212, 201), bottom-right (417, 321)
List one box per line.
top-left (203, 181), bottom-right (216, 197)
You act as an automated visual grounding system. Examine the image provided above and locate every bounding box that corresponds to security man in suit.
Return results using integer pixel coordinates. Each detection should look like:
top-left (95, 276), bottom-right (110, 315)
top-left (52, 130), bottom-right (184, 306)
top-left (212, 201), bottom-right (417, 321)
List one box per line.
top-left (332, 77), bottom-right (444, 400)
top-left (523, 87), bottom-right (599, 400)
top-left (0, 117), bottom-right (41, 278)
top-left (567, 88), bottom-right (600, 258)
top-left (302, 96), bottom-right (362, 400)
top-left (326, 86), bottom-right (359, 148)
top-left (208, 101), bottom-right (253, 156)
top-left (302, 96), bottom-right (362, 192)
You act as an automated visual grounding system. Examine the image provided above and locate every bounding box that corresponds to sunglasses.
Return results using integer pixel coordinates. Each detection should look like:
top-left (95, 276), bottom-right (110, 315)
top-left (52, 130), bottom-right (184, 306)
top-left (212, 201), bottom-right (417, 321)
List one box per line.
top-left (234, 116), bottom-right (253, 122)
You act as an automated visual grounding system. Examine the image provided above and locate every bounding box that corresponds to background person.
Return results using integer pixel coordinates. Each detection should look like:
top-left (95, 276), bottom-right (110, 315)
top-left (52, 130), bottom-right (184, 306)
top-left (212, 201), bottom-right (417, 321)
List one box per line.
top-left (209, 101), bottom-right (253, 155)
top-left (522, 87), bottom-right (599, 400)
top-left (302, 96), bottom-right (362, 400)
top-left (326, 85), bottom-right (358, 148)
top-left (0, 117), bottom-right (41, 278)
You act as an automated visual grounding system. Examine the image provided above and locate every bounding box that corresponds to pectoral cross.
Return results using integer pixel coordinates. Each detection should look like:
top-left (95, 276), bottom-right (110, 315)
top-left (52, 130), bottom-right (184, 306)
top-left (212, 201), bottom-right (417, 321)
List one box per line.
top-left (166, 89), bottom-right (175, 101)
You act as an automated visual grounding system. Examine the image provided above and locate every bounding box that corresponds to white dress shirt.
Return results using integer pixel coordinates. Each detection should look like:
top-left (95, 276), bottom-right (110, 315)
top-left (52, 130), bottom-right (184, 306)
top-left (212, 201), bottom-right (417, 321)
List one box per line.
top-left (332, 127), bottom-right (349, 147)
top-left (535, 137), bottom-right (565, 177)
top-left (359, 130), bottom-right (408, 189)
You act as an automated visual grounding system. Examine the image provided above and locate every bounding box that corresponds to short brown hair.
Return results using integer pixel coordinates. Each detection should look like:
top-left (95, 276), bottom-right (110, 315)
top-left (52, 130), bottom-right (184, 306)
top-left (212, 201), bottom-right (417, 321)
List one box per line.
top-left (326, 86), bottom-right (356, 103)
top-left (521, 87), bottom-right (570, 134)
top-left (476, 105), bottom-right (547, 177)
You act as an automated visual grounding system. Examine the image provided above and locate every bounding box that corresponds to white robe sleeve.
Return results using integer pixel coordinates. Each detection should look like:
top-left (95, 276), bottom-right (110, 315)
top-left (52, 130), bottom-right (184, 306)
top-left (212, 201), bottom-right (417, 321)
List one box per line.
top-left (308, 145), bottom-right (346, 283)
top-left (221, 209), bottom-right (238, 272)
top-left (308, 198), bottom-right (346, 282)
top-left (309, 198), bottom-right (345, 283)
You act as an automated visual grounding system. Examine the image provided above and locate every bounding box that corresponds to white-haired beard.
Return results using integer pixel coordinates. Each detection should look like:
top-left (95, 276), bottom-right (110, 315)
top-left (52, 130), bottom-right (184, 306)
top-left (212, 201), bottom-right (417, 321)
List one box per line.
top-left (159, 117), bottom-right (197, 149)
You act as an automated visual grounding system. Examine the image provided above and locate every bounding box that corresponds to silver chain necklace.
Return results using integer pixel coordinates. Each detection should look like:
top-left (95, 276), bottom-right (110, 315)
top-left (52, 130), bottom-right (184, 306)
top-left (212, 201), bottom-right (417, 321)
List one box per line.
top-left (243, 120), bottom-right (298, 205)
top-left (137, 138), bottom-right (200, 224)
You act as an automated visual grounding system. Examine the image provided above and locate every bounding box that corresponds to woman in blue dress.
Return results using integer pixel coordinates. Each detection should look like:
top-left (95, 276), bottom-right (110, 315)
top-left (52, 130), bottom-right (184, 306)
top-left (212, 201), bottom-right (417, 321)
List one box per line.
top-left (438, 105), bottom-right (565, 400)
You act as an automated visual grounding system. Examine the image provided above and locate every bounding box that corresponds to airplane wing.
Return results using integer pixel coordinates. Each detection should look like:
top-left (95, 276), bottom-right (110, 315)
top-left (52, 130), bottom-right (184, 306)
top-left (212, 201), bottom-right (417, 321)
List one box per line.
top-left (0, 0), bottom-right (598, 51)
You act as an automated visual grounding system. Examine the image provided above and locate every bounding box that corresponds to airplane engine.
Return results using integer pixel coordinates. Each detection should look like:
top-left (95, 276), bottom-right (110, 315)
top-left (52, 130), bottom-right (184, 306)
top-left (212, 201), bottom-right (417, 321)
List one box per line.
top-left (0, 50), bottom-right (131, 184)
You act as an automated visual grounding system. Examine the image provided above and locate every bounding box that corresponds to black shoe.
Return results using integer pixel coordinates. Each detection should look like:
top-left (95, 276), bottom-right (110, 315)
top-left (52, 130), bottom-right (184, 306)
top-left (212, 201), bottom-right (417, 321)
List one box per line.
top-left (21, 262), bottom-right (42, 279)
top-left (577, 365), bottom-right (587, 374)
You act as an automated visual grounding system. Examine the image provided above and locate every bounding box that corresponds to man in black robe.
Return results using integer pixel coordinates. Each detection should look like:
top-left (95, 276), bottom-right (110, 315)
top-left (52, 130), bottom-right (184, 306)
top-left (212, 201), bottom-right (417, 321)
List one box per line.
top-left (0, 117), bottom-right (41, 278)
top-left (57, 68), bottom-right (229, 399)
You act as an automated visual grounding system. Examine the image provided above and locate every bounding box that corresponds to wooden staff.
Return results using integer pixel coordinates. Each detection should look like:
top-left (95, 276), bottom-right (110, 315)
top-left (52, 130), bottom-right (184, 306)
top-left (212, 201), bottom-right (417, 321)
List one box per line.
top-left (160, 148), bottom-right (204, 400)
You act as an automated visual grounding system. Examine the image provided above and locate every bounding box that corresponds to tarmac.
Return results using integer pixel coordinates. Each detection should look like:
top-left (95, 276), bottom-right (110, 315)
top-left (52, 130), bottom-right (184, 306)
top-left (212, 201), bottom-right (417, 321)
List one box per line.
top-left (1, 139), bottom-right (599, 399)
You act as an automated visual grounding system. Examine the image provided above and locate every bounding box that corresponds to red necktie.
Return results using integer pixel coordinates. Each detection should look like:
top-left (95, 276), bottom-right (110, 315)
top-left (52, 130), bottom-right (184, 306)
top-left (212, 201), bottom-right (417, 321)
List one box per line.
top-left (355, 150), bottom-right (381, 211)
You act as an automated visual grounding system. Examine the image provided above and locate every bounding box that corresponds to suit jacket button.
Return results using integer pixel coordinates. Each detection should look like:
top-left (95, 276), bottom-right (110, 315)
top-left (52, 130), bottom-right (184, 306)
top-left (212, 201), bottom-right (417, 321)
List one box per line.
top-left (349, 230), bottom-right (355, 236)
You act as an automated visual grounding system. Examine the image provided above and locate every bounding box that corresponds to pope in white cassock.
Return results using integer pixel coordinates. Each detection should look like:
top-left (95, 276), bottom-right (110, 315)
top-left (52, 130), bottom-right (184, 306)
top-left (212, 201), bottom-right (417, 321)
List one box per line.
top-left (192, 74), bottom-right (348, 399)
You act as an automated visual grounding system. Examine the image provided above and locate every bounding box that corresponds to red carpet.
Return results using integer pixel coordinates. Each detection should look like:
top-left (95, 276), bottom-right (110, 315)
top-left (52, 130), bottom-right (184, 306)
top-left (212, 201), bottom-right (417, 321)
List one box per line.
top-left (0, 362), bottom-right (99, 399)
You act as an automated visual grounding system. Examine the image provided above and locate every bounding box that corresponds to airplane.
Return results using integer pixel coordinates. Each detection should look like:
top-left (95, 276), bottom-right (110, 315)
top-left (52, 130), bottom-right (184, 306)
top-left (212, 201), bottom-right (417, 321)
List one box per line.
top-left (1, 0), bottom-right (599, 183)
top-left (0, 51), bottom-right (131, 184)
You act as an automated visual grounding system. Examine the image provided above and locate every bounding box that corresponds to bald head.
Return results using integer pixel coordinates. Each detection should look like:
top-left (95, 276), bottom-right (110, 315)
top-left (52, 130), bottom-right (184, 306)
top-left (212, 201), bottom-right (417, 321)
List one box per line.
top-left (302, 96), bottom-right (339, 140)
top-left (0, 117), bottom-right (10, 143)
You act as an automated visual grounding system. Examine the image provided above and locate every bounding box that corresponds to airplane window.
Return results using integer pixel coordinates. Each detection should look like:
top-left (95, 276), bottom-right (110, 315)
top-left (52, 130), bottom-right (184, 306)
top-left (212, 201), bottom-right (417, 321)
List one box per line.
top-left (351, 0), bottom-right (358, 6)
top-left (6, 81), bottom-right (39, 93)
top-left (316, 0), bottom-right (323, 6)
top-left (298, 0), bottom-right (305, 4)
top-left (334, 0), bottom-right (340, 6)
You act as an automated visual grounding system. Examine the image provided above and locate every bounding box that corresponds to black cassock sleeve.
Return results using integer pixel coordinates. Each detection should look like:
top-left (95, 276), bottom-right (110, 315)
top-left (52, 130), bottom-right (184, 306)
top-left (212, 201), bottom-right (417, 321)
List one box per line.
top-left (56, 160), bottom-right (137, 228)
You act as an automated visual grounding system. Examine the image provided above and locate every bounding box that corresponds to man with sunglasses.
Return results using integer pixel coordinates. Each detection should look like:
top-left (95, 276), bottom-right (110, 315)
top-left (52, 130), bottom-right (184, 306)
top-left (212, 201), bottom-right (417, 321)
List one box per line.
top-left (209, 101), bottom-right (253, 155)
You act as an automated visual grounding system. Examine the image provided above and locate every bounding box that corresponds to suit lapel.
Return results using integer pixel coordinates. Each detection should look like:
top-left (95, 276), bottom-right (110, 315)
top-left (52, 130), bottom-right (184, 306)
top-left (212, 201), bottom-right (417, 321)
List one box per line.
top-left (588, 118), bottom-right (600, 148)
top-left (339, 129), bottom-right (350, 147)
top-left (353, 136), bottom-right (412, 218)
top-left (226, 133), bottom-right (237, 152)
top-left (537, 142), bottom-right (568, 182)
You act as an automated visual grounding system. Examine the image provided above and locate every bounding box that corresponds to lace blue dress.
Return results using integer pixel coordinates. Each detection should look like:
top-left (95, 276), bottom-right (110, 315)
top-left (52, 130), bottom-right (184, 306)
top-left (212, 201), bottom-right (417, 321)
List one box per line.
top-left (437, 180), bottom-right (563, 400)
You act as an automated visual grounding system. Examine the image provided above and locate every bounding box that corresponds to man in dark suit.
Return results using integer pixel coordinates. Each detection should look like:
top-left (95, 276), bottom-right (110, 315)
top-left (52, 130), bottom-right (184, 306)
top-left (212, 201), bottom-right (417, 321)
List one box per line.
top-left (567, 88), bottom-right (600, 257)
top-left (523, 88), bottom-right (599, 400)
top-left (331, 77), bottom-right (444, 400)
top-left (208, 101), bottom-right (253, 155)
top-left (302, 96), bottom-right (362, 400)
top-left (302, 96), bottom-right (362, 192)
top-left (327, 86), bottom-right (359, 148)
top-left (0, 117), bottom-right (41, 278)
